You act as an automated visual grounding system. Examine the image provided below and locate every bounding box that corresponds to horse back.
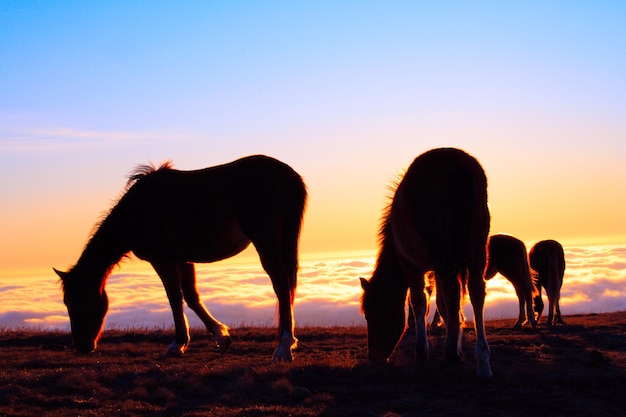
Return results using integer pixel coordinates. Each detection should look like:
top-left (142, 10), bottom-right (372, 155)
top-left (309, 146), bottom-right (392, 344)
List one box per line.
top-left (529, 240), bottom-right (565, 287)
top-left (128, 154), bottom-right (304, 214)
top-left (390, 148), bottom-right (489, 274)
top-left (217, 155), bottom-right (307, 221)
top-left (122, 155), bottom-right (306, 262)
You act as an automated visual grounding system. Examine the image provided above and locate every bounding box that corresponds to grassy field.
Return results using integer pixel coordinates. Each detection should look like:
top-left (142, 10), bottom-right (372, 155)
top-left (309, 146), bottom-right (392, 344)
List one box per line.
top-left (1, 311), bottom-right (625, 416)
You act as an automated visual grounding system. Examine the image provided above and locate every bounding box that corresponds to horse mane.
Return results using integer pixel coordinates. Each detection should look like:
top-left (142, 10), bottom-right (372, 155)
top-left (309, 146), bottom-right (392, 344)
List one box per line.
top-left (127, 160), bottom-right (174, 188)
top-left (62, 160), bottom-right (175, 280)
top-left (363, 175), bottom-right (405, 303)
top-left (377, 202), bottom-right (394, 254)
top-left (91, 160), bottom-right (174, 234)
top-left (376, 170), bottom-right (404, 253)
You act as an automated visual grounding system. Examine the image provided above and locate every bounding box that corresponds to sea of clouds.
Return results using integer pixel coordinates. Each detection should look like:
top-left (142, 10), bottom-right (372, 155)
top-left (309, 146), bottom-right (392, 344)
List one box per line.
top-left (1, 244), bottom-right (624, 331)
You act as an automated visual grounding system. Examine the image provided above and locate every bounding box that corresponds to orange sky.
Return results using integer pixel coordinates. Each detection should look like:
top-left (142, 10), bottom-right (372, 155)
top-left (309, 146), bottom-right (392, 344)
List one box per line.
top-left (1, 141), bottom-right (624, 276)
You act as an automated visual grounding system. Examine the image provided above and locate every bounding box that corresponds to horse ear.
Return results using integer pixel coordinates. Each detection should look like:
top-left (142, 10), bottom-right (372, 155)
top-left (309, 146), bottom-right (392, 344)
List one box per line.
top-left (53, 268), bottom-right (68, 280)
top-left (360, 277), bottom-right (370, 291)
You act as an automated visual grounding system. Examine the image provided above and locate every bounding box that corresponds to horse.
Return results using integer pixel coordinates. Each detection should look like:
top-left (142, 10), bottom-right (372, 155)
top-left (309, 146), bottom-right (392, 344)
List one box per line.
top-left (54, 154), bottom-right (307, 361)
top-left (360, 147), bottom-right (492, 378)
top-left (484, 234), bottom-right (538, 329)
top-left (529, 239), bottom-right (565, 326)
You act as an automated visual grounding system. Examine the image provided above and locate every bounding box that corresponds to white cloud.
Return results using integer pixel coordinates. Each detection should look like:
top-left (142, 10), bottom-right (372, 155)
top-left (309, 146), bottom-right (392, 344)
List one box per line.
top-left (0, 126), bottom-right (198, 153)
top-left (0, 244), bottom-right (624, 330)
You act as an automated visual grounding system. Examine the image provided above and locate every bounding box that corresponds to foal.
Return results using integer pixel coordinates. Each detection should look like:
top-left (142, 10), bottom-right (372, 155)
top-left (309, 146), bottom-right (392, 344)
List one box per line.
top-left (484, 234), bottom-right (538, 329)
top-left (529, 240), bottom-right (566, 326)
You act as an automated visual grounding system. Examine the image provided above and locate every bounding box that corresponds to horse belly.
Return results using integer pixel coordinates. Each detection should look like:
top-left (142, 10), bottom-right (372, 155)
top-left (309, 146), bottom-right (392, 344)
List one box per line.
top-left (187, 220), bottom-right (251, 263)
top-left (132, 218), bottom-right (251, 264)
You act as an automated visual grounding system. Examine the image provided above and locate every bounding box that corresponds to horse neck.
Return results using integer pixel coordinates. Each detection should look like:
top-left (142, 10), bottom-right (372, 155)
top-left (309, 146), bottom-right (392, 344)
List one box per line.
top-left (371, 232), bottom-right (407, 292)
top-left (72, 210), bottom-right (130, 288)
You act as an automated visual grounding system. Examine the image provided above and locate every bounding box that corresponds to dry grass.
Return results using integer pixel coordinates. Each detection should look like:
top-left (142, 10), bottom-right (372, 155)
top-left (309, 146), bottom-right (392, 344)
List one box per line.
top-left (1, 312), bottom-right (625, 416)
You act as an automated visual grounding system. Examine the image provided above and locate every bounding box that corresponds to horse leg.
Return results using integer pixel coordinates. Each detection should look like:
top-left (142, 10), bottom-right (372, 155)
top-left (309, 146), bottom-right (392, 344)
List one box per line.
top-left (555, 300), bottom-right (564, 324)
top-left (545, 275), bottom-right (559, 327)
top-left (546, 295), bottom-right (555, 327)
top-left (554, 282), bottom-right (564, 324)
top-left (523, 277), bottom-right (538, 329)
top-left (555, 270), bottom-right (565, 324)
top-left (512, 285), bottom-right (526, 329)
top-left (554, 277), bottom-right (565, 325)
top-left (401, 261), bottom-right (429, 361)
top-left (546, 287), bottom-right (564, 326)
top-left (255, 248), bottom-right (297, 362)
top-left (468, 266), bottom-right (492, 379)
top-left (179, 262), bottom-right (232, 353)
top-left (151, 261), bottom-right (191, 357)
top-left (524, 296), bottom-right (538, 329)
top-left (410, 287), bottom-right (429, 361)
top-left (437, 271), bottom-right (463, 365)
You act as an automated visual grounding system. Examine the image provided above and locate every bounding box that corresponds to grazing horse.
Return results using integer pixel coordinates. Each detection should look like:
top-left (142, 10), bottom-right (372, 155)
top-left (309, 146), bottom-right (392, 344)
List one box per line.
top-left (484, 234), bottom-right (538, 329)
top-left (361, 147), bottom-right (492, 378)
top-left (54, 155), bottom-right (307, 361)
top-left (529, 240), bottom-right (565, 326)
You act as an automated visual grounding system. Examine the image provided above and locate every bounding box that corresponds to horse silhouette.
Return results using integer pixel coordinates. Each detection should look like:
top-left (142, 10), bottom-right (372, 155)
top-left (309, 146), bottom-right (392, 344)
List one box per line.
top-left (55, 155), bottom-right (307, 360)
top-left (361, 147), bottom-right (492, 378)
top-left (529, 239), bottom-right (565, 326)
top-left (484, 234), bottom-right (538, 329)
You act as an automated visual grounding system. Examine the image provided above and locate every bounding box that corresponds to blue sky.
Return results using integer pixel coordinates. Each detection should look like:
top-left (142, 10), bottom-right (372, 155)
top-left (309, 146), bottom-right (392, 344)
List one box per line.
top-left (3, 2), bottom-right (624, 134)
top-left (1, 1), bottom-right (625, 272)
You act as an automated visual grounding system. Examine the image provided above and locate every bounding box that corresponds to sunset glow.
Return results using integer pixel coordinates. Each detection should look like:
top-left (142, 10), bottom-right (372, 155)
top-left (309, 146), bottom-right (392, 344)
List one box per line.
top-left (1, 244), bottom-right (625, 329)
top-left (1, 2), bottom-right (625, 329)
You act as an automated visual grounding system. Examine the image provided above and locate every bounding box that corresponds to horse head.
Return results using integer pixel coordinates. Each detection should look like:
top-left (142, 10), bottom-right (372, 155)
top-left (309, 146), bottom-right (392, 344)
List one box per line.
top-left (55, 268), bottom-right (108, 353)
top-left (360, 277), bottom-right (406, 363)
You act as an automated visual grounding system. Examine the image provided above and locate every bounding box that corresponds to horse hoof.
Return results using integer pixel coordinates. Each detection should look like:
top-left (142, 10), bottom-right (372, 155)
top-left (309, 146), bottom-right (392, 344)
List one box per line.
top-left (273, 352), bottom-right (294, 362)
top-left (215, 335), bottom-right (232, 354)
top-left (164, 343), bottom-right (187, 358)
top-left (273, 348), bottom-right (295, 362)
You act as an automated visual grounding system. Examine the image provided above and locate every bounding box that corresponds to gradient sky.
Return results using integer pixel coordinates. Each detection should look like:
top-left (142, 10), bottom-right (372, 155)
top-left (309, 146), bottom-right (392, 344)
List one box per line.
top-left (1, 1), bottom-right (625, 275)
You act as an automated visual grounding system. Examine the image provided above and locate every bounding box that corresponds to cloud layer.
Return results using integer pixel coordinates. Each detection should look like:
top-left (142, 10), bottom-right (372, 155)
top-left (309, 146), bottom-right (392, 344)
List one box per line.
top-left (1, 245), bottom-right (624, 331)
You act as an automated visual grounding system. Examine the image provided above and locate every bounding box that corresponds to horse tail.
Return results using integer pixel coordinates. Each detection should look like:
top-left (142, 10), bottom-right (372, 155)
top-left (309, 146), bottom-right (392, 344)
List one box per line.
top-left (531, 260), bottom-right (544, 317)
top-left (528, 266), bottom-right (540, 297)
top-left (530, 263), bottom-right (541, 290)
top-left (283, 176), bottom-right (308, 303)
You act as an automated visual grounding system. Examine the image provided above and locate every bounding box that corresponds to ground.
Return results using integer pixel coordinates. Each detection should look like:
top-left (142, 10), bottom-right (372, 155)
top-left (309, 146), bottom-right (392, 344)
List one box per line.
top-left (1, 312), bottom-right (625, 416)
